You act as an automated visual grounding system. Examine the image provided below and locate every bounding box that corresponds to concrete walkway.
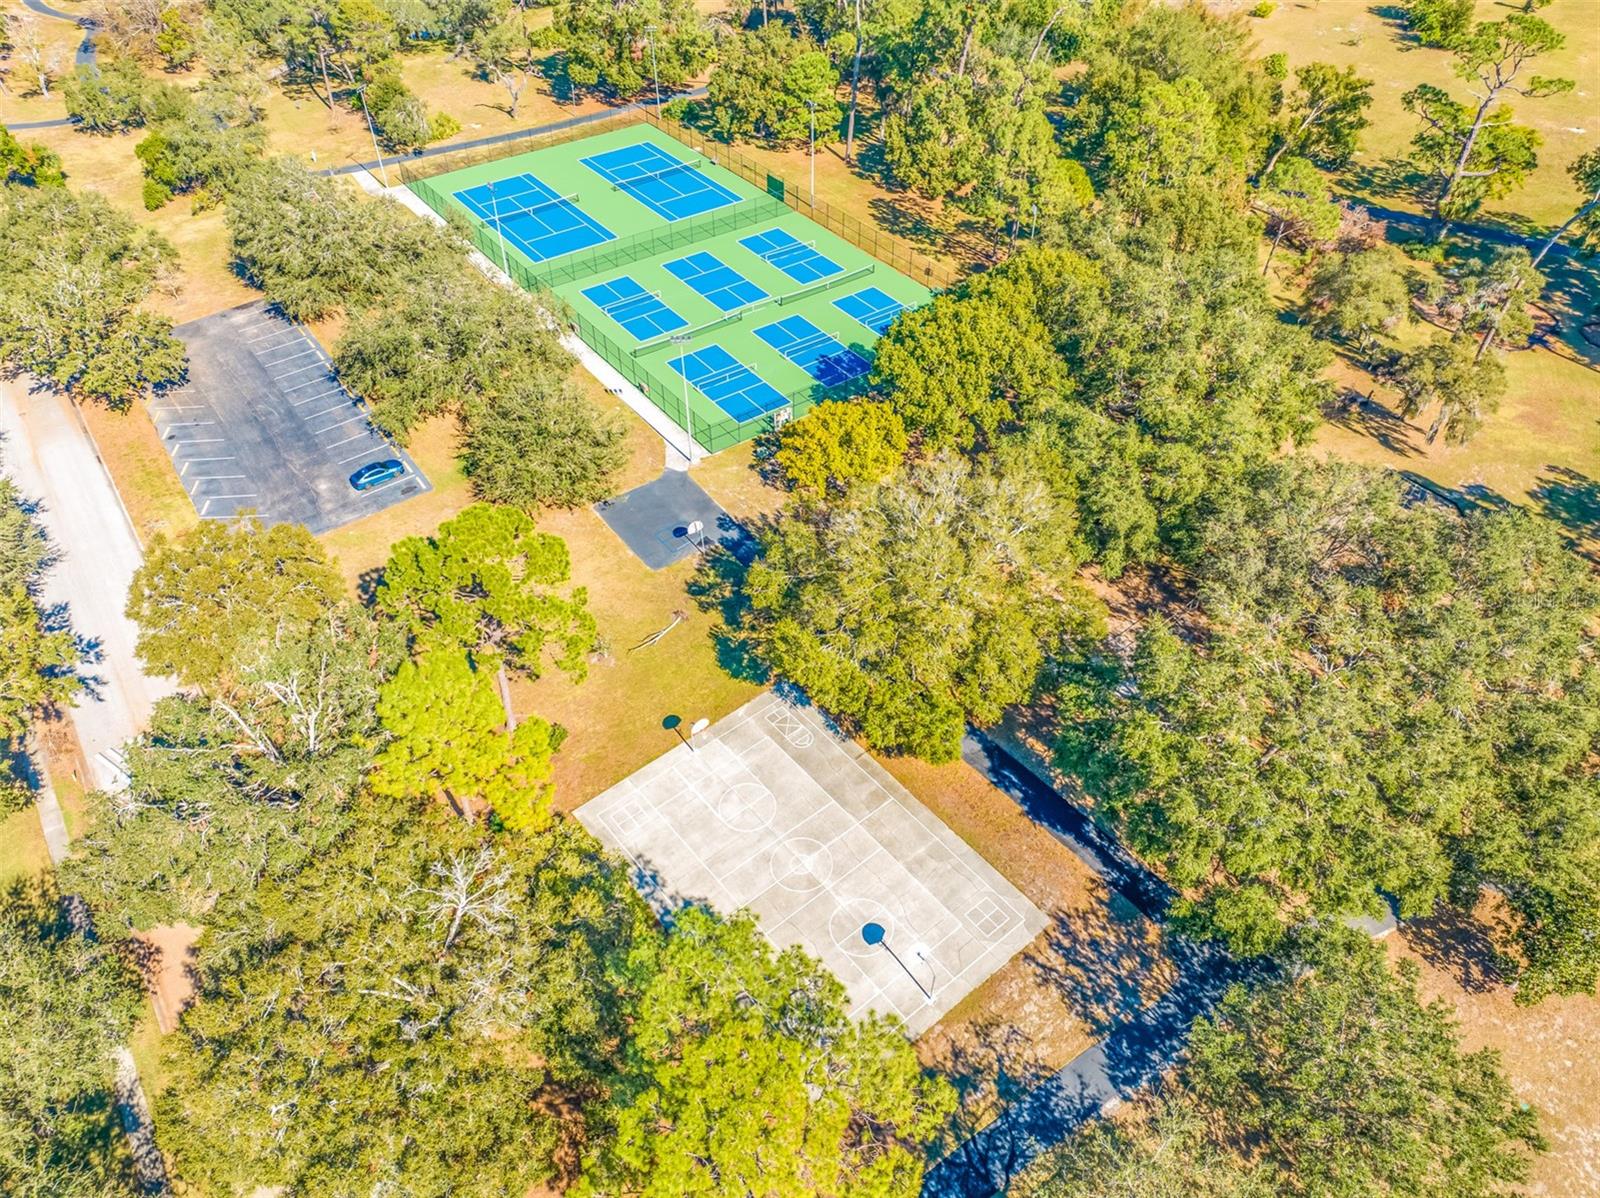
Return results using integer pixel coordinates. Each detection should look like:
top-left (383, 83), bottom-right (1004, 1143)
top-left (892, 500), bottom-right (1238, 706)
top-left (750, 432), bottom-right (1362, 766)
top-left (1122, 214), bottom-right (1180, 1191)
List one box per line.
top-left (0, 381), bottom-right (174, 791)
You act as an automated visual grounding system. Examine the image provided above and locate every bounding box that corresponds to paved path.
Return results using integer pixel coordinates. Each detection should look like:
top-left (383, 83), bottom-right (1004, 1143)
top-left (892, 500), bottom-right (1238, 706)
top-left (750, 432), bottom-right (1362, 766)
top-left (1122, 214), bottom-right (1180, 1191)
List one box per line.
top-left (0, 380), bottom-right (174, 791)
top-left (3, 0), bottom-right (95, 130)
top-left (919, 732), bottom-right (1244, 1197)
top-left (319, 86), bottom-right (708, 178)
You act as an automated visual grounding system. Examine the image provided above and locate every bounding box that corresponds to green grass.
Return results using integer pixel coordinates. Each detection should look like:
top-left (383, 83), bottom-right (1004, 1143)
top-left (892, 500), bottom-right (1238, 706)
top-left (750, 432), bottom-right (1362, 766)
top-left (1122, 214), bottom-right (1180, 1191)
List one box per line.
top-left (406, 123), bottom-right (932, 452)
top-left (1250, 0), bottom-right (1599, 231)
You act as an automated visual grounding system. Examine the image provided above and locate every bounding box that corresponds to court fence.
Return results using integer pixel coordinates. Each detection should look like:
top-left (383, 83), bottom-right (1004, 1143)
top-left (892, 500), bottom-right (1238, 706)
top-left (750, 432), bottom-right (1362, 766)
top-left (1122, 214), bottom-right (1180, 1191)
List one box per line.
top-left (398, 107), bottom-right (958, 452)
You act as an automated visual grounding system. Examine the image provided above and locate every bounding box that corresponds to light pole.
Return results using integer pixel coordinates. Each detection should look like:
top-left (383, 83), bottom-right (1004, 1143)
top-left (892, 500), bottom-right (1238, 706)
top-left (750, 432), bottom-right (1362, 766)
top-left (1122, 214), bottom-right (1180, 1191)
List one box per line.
top-left (645, 25), bottom-right (660, 109)
top-left (670, 333), bottom-right (691, 433)
top-left (807, 100), bottom-right (816, 206)
top-left (357, 84), bottom-right (391, 189)
top-left (486, 180), bottom-right (511, 276)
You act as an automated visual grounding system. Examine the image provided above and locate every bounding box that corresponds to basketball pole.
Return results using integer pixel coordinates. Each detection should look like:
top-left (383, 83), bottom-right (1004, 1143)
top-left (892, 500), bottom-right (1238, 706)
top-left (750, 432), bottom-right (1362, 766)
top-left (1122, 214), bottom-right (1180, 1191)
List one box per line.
top-left (863, 923), bottom-right (932, 1000)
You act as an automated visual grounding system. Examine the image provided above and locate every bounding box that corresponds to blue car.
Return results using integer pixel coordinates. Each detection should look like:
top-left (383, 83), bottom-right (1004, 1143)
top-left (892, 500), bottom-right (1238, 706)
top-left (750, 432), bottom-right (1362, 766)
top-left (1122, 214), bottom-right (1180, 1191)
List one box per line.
top-left (349, 459), bottom-right (405, 491)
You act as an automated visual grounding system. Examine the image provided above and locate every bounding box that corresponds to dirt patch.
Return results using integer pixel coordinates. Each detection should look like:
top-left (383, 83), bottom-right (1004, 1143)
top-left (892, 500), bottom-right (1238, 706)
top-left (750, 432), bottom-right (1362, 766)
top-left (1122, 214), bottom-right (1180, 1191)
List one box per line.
top-left (136, 923), bottom-right (202, 1034)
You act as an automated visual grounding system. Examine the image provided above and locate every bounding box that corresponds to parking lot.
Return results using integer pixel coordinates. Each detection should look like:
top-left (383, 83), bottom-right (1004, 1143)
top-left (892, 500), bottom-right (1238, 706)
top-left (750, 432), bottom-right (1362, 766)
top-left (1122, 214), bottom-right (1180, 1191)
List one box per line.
top-left (157, 303), bottom-right (429, 533)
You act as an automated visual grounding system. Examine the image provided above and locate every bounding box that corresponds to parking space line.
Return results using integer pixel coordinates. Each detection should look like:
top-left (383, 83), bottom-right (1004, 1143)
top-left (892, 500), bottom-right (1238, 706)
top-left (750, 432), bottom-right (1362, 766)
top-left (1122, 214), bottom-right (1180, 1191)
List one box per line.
top-left (271, 361), bottom-right (327, 377)
top-left (292, 389), bottom-right (345, 406)
top-left (301, 403), bottom-right (352, 422)
top-left (245, 326), bottom-right (295, 341)
top-left (246, 333), bottom-right (297, 348)
top-left (179, 457), bottom-right (236, 475)
top-left (324, 432), bottom-right (371, 450)
top-left (149, 403), bottom-right (208, 412)
top-left (258, 348), bottom-right (318, 366)
top-left (340, 447), bottom-right (384, 464)
top-left (170, 436), bottom-right (227, 445)
top-left (159, 419), bottom-right (216, 428)
top-left (311, 416), bottom-right (370, 435)
top-left (353, 474), bottom-right (409, 498)
top-left (283, 373), bottom-right (336, 390)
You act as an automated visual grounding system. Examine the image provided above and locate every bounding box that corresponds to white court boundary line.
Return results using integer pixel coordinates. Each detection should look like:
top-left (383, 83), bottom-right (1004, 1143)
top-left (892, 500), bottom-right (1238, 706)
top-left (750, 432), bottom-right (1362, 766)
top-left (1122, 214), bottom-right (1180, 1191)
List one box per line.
top-left (589, 698), bottom-right (1029, 1026)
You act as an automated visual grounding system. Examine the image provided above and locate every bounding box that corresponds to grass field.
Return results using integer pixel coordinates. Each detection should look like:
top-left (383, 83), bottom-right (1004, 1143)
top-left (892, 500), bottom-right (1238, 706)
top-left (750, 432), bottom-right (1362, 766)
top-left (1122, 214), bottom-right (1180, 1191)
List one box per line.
top-left (1240, 0), bottom-right (1599, 231)
top-left (407, 122), bottom-right (933, 451)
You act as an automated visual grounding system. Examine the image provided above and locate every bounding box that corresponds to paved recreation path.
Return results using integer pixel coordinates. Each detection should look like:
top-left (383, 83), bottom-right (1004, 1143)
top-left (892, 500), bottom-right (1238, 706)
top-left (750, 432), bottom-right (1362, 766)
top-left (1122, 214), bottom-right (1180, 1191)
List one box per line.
top-left (0, 380), bottom-right (174, 791)
top-left (919, 732), bottom-right (1251, 1197)
top-left (4, 0), bottom-right (96, 130)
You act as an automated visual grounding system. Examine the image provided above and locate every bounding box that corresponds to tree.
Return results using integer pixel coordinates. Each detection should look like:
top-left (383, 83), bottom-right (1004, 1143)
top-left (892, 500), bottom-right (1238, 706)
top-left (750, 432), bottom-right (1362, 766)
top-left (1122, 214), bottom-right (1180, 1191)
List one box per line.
top-left (871, 275), bottom-right (1069, 451)
top-left (1096, 75), bottom-right (1222, 227)
top-left (471, 8), bottom-right (542, 118)
top-left (773, 399), bottom-right (908, 498)
top-left (1431, 247), bottom-right (1547, 361)
top-left (1252, 155), bottom-right (1340, 276)
top-left (1304, 248), bottom-right (1410, 357)
top-left (1540, 145), bottom-right (1600, 256)
top-left (148, 802), bottom-right (650, 1195)
top-left (1017, 1094), bottom-right (1269, 1198)
top-left (227, 158), bottom-right (460, 319)
top-left (1057, 458), bottom-right (1600, 976)
top-left (369, 649), bottom-right (560, 831)
top-left (1261, 62), bottom-right (1373, 177)
top-left (0, 468), bottom-right (79, 746)
top-left (334, 274), bottom-right (571, 435)
top-left (63, 606), bottom-right (398, 930)
top-left (1389, 334), bottom-right (1507, 445)
top-left (9, 13), bottom-right (62, 99)
top-left (62, 58), bottom-right (183, 134)
top-left (363, 72), bottom-right (457, 151)
top-left (1403, 0), bottom-right (1474, 50)
top-left (553, 0), bottom-right (710, 96)
top-left (580, 906), bottom-right (956, 1196)
top-left (155, 6), bottom-right (199, 69)
top-left (1403, 15), bottom-right (1572, 234)
top-left (125, 517), bottom-right (345, 690)
top-left (377, 503), bottom-right (596, 723)
top-left (0, 184), bottom-right (186, 407)
top-left (0, 879), bottom-right (142, 1196)
top-left (705, 23), bottom-right (839, 146)
top-left (460, 381), bottom-right (627, 510)
top-left (1187, 927), bottom-right (1545, 1196)
top-left (0, 125), bottom-right (64, 187)
top-left (736, 449), bottom-right (1102, 762)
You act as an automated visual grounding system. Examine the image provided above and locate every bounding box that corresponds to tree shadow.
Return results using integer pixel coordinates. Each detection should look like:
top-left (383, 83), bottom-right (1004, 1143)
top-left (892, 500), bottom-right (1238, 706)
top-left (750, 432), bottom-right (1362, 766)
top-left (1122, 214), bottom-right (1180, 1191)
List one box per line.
top-left (1402, 905), bottom-right (1508, 994)
top-left (687, 529), bottom-right (770, 684)
top-left (921, 1019), bottom-right (1061, 1186)
top-left (1398, 471), bottom-right (1513, 516)
top-left (1025, 898), bottom-right (1175, 1039)
top-left (1322, 388), bottom-right (1423, 457)
top-left (1342, 156), bottom-right (1432, 207)
top-left (1532, 465), bottom-right (1600, 560)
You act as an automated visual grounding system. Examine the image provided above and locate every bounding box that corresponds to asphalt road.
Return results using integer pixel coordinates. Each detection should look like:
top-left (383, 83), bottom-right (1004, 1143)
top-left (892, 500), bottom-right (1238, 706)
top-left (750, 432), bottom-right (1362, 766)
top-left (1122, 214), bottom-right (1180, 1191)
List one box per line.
top-left (0, 380), bottom-right (174, 792)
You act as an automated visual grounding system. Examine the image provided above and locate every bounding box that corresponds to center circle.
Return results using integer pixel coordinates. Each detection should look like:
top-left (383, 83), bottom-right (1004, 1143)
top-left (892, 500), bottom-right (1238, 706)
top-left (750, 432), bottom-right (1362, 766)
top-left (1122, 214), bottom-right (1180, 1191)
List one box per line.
top-left (830, 899), bottom-right (896, 958)
top-left (715, 781), bottom-right (776, 831)
top-left (770, 836), bottom-right (833, 892)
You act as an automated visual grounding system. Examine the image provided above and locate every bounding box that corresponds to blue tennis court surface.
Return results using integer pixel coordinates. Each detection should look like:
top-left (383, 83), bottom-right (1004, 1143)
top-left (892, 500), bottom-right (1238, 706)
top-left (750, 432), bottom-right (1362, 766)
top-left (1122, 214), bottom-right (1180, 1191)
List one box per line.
top-left (454, 174), bottom-right (615, 263)
top-left (740, 228), bottom-right (844, 284)
top-left (833, 287), bottom-right (907, 335)
top-left (581, 141), bottom-right (742, 222)
top-left (669, 344), bottom-right (789, 422)
top-left (753, 315), bottom-right (870, 387)
top-left (582, 276), bottom-right (687, 340)
top-left (664, 252), bottom-right (768, 312)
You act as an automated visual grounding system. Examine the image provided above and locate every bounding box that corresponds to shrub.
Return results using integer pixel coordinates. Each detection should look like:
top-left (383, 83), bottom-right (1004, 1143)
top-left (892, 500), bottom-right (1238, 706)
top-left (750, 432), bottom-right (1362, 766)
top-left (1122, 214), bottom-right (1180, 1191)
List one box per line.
top-left (1250, 1), bottom-right (1276, 17)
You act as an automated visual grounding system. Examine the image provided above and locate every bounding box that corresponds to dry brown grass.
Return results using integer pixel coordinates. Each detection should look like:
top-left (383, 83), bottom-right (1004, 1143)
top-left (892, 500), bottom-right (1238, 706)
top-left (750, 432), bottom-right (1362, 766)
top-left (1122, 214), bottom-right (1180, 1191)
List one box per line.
top-left (76, 396), bottom-right (198, 545)
top-left (1387, 909), bottom-right (1600, 1197)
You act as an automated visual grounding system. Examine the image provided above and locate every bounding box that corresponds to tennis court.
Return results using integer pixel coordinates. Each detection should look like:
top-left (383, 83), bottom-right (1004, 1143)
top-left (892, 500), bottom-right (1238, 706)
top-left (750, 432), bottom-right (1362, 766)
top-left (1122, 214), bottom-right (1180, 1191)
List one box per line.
top-left (582, 276), bottom-right (687, 340)
top-left (834, 286), bottom-right (908, 335)
top-left (581, 140), bottom-right (743, 221)
top-left (754, 315), bottom-right (871, 387)
top-left (664, 252), bottom-right (769, 312)
top-left (405, 123), bottom-right (934, 453)
top-left (454, 172), bottom-right (614, 263)
top-left (740, 227), bottom-right (844, 284)
top-left (669, 344), bottom-right (789, 422)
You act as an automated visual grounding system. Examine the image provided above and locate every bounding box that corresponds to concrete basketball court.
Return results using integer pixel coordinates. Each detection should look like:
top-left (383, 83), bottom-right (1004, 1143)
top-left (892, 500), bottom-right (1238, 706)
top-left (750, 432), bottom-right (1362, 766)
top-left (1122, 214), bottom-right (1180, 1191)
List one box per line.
top-left (577, 692), bottom-right (1047, 1035)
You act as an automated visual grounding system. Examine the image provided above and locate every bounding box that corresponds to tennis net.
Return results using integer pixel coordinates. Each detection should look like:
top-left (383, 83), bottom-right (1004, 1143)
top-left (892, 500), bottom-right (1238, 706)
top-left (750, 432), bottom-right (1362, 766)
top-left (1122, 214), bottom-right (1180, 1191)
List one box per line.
top-left (612, 158), bottom-right (706, 192)
top-left (485, 192), bottom-right (580, 223)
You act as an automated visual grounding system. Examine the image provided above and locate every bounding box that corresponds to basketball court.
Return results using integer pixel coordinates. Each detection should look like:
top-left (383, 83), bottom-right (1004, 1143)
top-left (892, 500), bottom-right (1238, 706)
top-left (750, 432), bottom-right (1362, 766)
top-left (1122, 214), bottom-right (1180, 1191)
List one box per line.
top-left (577, 692), bottom-right (1047, 1035)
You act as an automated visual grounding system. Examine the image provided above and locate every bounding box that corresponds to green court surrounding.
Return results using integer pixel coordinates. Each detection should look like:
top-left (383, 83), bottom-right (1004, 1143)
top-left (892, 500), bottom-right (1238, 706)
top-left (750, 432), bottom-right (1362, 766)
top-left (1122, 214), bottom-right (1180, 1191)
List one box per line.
top-left (404, 121), bottom-right (934, 453)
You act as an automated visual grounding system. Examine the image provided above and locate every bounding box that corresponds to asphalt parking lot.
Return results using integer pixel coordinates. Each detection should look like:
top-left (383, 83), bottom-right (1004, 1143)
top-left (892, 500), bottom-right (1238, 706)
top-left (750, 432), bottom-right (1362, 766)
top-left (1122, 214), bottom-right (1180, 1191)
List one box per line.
top-left (156, 302), bottom-right (429, 533)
